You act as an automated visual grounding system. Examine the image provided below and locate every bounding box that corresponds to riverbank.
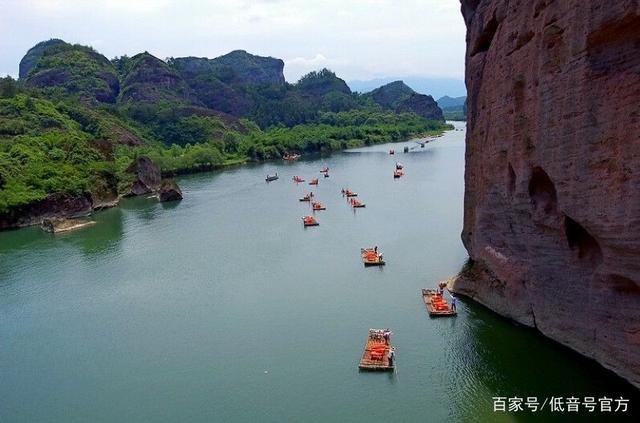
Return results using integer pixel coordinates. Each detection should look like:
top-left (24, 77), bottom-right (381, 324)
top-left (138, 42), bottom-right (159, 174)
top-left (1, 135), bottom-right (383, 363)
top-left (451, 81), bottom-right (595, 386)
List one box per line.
top-left (0, 124), bottom-right (450, 232)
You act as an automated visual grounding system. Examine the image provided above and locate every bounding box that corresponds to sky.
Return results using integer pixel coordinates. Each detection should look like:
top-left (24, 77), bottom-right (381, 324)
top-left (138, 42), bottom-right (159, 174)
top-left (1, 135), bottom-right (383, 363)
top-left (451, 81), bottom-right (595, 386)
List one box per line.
top-left (0, 0), bottom-right (466, 85)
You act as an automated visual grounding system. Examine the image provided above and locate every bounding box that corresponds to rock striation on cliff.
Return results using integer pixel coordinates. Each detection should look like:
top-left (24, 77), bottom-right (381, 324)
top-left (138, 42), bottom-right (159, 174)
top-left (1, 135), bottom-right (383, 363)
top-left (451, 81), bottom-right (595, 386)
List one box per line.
top-left (453, 0), bottom-right (640, 387)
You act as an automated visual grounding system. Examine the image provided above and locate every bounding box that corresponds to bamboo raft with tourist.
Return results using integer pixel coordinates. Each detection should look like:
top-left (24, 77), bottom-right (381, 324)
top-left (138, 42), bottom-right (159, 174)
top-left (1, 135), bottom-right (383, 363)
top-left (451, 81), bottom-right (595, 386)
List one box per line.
top-left (351, 198), bottom-right (366, 208)
top-left (302, 216), bottom-right (319, 227)
top-left (293, 175), bottom-right (305, 183)
top-left (309, 178), bottom-right (318, 185)
top-left (393, 169), bottom-right (404, 178)
top-left (342, 188), bottom-right (357, 197)
top-left (359, 329), bottom-right (395, 371)
top-left (312, 201), bottom-right (326, 211)
top-left (361, 248), bottom-right (384, 266)
top-left (421, 288), bottom-right (457, 317)
top-left (299, 192), bottom-right (314, 202)
top-left (283, 153), bottom-right (300, 161)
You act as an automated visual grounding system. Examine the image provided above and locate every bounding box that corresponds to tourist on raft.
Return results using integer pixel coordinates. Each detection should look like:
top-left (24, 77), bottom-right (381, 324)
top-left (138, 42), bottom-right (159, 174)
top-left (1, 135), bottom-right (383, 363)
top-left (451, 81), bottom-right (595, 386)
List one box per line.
top-left (388, 348), bottom-right (395, 367)
top-left (383, 329), bottom-right (392, 345)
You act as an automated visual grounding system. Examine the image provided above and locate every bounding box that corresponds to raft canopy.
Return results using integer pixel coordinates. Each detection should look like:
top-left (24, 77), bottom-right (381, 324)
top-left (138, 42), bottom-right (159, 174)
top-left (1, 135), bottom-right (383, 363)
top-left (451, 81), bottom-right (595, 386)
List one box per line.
top-left (359, 329), bottom-right (394, 371)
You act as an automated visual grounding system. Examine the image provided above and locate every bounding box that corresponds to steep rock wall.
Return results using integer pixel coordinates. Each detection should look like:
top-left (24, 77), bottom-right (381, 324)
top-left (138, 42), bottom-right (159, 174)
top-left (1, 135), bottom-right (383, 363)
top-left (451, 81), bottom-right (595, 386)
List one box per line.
top-left (454, 0), bottom-right (640, 387)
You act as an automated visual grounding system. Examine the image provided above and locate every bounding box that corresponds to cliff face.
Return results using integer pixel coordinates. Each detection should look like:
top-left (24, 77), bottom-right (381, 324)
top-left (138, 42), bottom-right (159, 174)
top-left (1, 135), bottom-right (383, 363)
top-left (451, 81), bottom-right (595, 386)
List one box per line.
top-left (454, 0), bottom-right (640, 387)
top-left (120, 52), bottom-right (197, 105)
top-left (169, 56), bottom-right (255, 115)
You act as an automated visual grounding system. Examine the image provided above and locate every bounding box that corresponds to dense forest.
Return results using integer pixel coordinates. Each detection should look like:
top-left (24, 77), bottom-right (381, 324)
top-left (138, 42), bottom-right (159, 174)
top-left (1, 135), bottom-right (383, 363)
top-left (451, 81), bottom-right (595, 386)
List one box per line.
top-left (0, 39), bottom-right (450, 214)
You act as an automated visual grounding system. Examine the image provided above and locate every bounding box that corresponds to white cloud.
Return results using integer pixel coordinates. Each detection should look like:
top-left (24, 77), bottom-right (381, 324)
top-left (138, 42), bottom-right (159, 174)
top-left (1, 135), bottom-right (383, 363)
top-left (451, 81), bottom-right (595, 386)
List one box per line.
top-left (0, 0), bottom-right (466, 83)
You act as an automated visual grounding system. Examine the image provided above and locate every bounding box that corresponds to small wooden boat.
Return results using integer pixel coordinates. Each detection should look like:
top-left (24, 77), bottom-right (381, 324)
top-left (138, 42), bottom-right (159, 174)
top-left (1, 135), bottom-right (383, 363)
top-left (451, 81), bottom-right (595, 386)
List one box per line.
top-left (299, 193), bottom-right (314, 202)
top-left (309, 178), bottom-right (318, 185)
top-left (302, 216), bottom-right (319, 227)
top-left (395, 162), bottom-right (403, 170)
top-left (283, 153), bottom-right (300, 161)
top-left (359, 329), bottom-right (394, 371)
top-left (293, 176), bottom-right (305, 183)
top-left (312, 202), bottom-right (326, 211)
top-left (393, 170), bottom-right (404, 178)
top-left (403, 146), bottom-right (409, 153)
top-left (351, 199), bottom-right (366, 208)
top-left (323, 173), bottom-right (330, 178)
top-left (421, 289), bottom-right (457, 317)
top-left (265, 173), bottom-right (278, 182)
top-left (389, 150), bottom-right (395, 155)
top-left (361, 248), bottom-right (384, 266)
top-left (320, 167), bottom-right (329, 173)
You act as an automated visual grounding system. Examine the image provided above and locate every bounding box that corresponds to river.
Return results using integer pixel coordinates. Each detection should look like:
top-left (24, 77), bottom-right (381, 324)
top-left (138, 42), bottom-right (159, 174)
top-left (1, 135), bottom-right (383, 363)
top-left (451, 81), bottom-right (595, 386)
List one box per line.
top-left (1, 121), bottom-right (637, 422)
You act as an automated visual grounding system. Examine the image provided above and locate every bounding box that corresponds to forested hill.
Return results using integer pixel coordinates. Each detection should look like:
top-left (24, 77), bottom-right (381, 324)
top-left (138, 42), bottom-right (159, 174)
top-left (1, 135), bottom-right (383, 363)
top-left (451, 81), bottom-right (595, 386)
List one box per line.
top-left (0, 39), bottom-right (449, 226)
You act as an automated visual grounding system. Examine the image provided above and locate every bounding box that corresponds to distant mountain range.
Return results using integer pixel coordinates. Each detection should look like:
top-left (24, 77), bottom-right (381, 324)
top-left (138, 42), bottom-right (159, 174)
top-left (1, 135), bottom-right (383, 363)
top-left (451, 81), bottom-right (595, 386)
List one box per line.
top-left (435, 95), bottom-right (466, 109)
top-left (348, 77), bottom-right (466, 100)
top-left (436, 95), bottom-right (466, 121)
top-left (0, 38), bottom-right (453, 227)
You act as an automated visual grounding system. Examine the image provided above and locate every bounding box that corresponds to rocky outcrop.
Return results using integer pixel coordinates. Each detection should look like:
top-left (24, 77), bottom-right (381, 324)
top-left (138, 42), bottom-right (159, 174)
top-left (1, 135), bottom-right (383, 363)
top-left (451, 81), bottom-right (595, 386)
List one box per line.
top-left (159, 179), bottom-right (183, 202)
top-left (23, 40), bottom-right (120, 103)
top-left (367, 81), bottom-right (444, 120)
top-left (455, 0), bottom-right (640, 387)
top-left (0, 193), bottom-right (92, 230)
top-left (41, 217), bottom-right (95, 233)
top-left (209, 50), bottom-right (285, 86)
top-left (170, 56), bottom-right (254, 115)
top-left (125, 156), bottom-right (161, 195)
top-left (18, 38), bottom-right (66, 79)
top-left (119, 52), bottom-right (197, 104)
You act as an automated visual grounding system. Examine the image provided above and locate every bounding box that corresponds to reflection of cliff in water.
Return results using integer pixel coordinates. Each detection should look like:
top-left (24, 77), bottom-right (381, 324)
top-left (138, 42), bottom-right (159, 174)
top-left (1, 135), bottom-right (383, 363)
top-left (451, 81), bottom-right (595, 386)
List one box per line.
top-left (442, 299), bottom-right (640, 422)
top-left (118, 195), bottom-right (163, 224)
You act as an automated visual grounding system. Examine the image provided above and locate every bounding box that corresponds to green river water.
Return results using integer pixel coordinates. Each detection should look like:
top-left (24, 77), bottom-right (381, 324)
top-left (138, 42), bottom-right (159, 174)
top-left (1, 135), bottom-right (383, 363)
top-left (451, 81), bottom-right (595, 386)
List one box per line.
top-left (1, 121), bottom-right (637, 422)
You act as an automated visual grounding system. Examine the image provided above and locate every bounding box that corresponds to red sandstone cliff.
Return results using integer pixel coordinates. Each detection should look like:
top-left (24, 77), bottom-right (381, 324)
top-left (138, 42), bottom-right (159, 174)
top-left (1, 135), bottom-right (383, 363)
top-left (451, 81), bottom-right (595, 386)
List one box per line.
top-left (453, 0), bottom-right (640, 387)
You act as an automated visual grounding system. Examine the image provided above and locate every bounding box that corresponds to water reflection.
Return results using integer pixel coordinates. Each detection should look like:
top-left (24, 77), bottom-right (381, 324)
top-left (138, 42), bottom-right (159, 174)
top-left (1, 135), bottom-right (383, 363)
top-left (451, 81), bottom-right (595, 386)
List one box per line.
top-left (447, 298), bottom-right (640, 421)
top-left (71, 207), bottom-right (124, 256)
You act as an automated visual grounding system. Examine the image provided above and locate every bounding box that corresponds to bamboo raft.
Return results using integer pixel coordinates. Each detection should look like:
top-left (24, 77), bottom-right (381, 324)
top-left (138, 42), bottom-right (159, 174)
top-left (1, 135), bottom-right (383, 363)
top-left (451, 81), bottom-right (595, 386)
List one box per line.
top-left (358, 329), bottom-right (394, 371)
top-left (421, 289), bottom-right (457, 317)
top-left (361, 248), bottom-right (385, 266)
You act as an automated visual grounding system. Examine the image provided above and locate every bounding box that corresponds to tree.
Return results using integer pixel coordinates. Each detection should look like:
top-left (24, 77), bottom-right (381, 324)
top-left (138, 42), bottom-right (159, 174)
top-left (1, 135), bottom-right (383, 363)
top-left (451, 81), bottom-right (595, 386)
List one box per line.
top-left (0, 76), bottom-right (17, 98)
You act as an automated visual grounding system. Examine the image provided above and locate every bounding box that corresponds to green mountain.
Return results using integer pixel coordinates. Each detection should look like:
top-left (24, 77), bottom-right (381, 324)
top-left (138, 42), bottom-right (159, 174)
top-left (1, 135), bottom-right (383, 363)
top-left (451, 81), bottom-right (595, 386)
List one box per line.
top-left (366, 81), bottom-right (443, 121)
top-left (23, 40), bottom-right (120, 103)
top-left (0, 39), bottom-right (450, 228)
top-left (436, 95), bottom-right (466, 120)
top-left (120, 52), bottom-right (198, 105)
top-left (19, 38), bottom-right (67, 79)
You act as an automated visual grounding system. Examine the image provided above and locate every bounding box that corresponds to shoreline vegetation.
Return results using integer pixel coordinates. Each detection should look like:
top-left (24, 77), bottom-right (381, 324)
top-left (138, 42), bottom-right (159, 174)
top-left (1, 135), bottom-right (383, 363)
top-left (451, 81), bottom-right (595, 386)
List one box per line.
top-left (0, 39), bottom-right (451, 229)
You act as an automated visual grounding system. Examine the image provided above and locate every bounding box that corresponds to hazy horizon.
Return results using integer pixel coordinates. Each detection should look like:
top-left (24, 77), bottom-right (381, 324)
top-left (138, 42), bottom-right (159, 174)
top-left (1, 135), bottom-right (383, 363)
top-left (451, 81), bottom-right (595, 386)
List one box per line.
top-left (0, 0), bottom-right (466, 88)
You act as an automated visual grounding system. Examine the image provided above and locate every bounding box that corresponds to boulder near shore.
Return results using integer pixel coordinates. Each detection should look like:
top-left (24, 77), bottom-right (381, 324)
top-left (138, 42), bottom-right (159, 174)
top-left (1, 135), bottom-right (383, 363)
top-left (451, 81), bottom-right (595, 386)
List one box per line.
top-left (159, 179), bottom-right (183, 202)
